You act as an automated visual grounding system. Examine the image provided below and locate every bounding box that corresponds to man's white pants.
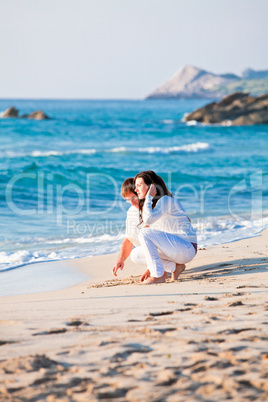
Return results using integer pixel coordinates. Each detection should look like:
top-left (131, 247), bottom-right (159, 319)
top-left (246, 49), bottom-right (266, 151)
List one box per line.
top-left (131, 228), bottom-right (196, 278)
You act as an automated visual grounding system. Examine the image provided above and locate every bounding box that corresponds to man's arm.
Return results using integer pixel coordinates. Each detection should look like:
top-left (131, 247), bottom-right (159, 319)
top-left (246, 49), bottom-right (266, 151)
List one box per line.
top-left (113, 238), bottom-right (133, 276)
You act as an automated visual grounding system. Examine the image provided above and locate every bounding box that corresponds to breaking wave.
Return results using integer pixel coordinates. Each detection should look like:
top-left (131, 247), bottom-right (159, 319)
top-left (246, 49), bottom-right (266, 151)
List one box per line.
top-left (1, 142), bottom-right (212, 159)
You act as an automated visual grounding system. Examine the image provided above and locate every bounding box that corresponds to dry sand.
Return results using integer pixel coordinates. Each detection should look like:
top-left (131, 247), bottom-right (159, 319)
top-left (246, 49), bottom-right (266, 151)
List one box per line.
top-left (0, 230), bottom-right (268, 401)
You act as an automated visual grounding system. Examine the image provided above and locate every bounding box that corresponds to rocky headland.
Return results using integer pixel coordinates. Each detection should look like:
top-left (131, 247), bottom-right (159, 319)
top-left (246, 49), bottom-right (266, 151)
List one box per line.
top-left (185, 92), bottom-right (268, 125)
top-left (146, 65), bottom-right (268, 99)
top-left (1, 107), bottom-right (50, 120)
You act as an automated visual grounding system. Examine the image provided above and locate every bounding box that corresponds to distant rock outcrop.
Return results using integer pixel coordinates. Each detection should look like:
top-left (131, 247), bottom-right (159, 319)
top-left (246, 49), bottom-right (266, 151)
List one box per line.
top-left (146, 65), bottom-right (268, 99)
top-left (22, 111), bottom-right (50, 120)
top-left (1, 107), bottom-right (50, 120)
top-left (185, 92), bottom-right (268, 125)
top-left (2, 107), bottom-right (19, 118)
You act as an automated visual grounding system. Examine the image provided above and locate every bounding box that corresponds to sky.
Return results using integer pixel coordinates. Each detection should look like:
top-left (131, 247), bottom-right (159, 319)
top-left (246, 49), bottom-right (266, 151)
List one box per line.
top-left (1, 0), bottom-right (268, 99)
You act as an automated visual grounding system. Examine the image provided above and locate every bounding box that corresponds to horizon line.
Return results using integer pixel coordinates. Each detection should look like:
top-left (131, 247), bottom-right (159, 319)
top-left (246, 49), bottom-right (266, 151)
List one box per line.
top-left (0, 97), bottom-right (144, 101)
top-left (0, 97), bottom-right (219, 102)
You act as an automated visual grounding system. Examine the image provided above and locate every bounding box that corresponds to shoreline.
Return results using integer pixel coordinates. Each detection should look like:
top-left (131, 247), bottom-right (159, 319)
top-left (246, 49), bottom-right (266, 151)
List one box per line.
top-left (2, 211), bottom-right (268, 276)
top-left (0, 229), bottom-right (267, 400)
top-left (1, 224), bottom-right (268, 297)
top-left (0, 260), bottom-right (90, 297)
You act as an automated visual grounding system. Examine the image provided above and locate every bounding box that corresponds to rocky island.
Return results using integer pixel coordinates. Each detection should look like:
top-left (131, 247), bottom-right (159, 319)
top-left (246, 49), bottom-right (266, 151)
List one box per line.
top-left (185, 92), bottom-right (268, 125)
top-left (1, 107), bottom-right (50, 120)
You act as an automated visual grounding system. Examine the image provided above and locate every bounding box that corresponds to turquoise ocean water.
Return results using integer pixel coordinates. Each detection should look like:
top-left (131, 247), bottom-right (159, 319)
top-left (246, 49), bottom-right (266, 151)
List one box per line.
top-left (0, 99), bottom-right (268, 272)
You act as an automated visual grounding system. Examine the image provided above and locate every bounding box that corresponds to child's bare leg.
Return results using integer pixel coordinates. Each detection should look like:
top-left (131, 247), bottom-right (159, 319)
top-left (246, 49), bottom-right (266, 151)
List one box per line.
top-left (172, 264), bottom-right (186, 281)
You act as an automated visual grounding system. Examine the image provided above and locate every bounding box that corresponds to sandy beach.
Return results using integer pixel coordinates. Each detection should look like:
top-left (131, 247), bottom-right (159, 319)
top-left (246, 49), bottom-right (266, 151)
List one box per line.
top-left (0, 230), bottom-right (268, 401)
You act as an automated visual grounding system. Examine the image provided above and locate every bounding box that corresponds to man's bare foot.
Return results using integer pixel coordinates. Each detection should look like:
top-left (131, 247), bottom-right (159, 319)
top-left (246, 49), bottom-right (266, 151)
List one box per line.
top-left (164, 271), bottom-right (170, 280)
top-left (140, 269), bottom-right (150, 282)
top-left (172, 264), bottom-right (186, 281)
top-left (141, 274), bottom-right (166, 285)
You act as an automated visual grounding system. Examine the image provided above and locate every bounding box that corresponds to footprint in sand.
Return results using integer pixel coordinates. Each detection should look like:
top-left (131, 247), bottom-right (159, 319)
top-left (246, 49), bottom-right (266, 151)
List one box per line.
top-left (153, 327), bottom-right (177, 334)
top-left (127, 319), bottom-right (143, 322)
top-left (156, 369), bottom-right (177, 386)
top-left (32, 328), bottom-right (68, 336)
top-left (0, 354), bottom-right (60, 374)
top-left (218, 328), bottom-right (252, 335)
top-left (32, 376), bottom-right (57, 386)
top-left (66, 319), bottom-right (89, 327)
top-left (237, 285), bottom-right (264, 289)
top-left (229, 345), bottom-right (247, 352)
top-left (204, 296), bottom-right (218, 301)
top-left (199, 338), bottom-right (224, 344)
top-left (98, 340), bottom-right (118, 347)
top-left (210, 360), bottom-right (233, 369)
top-left (95, 386), bottom-right (130, 400)
top-left (208, 316), bottom-right (221, 321)
top-left (0, 340), bottom-right (16, 346)
top-left (228, 301), bottom-right (244, 307)
top-left (34, 375), bottom-right (93, 395)
top-left (232, 369), bottom-right (247, 376)
top-left (110, 343), bottom-right (152, 363)
top-left (149, 311), bottom-right (174, 317)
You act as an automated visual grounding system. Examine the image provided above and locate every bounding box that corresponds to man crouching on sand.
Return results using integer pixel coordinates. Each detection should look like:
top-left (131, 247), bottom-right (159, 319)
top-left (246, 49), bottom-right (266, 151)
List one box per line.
top-left (112, 178), bottom-right (140, 277)
top-left (112, 178), bottom-right (186, 283)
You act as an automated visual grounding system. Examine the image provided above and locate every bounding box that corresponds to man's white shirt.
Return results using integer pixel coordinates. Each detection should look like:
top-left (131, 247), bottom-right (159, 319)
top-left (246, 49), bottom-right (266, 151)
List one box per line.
top-left (125, 206), bottom-right (141, 247)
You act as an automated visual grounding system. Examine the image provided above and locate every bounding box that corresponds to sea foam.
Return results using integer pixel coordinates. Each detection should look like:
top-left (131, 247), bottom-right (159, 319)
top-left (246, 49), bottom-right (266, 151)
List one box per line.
top-left (0, 142), bottom-right (211, 159)
top-left (1, 216), bottom-right (267, 273)
top-left (0, 233), bottom-right (125, 272)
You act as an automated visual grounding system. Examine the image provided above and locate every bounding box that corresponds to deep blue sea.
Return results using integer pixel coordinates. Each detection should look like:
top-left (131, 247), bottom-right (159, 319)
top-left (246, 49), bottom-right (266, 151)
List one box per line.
top-left (1, 99), bottom-right (268, 272)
